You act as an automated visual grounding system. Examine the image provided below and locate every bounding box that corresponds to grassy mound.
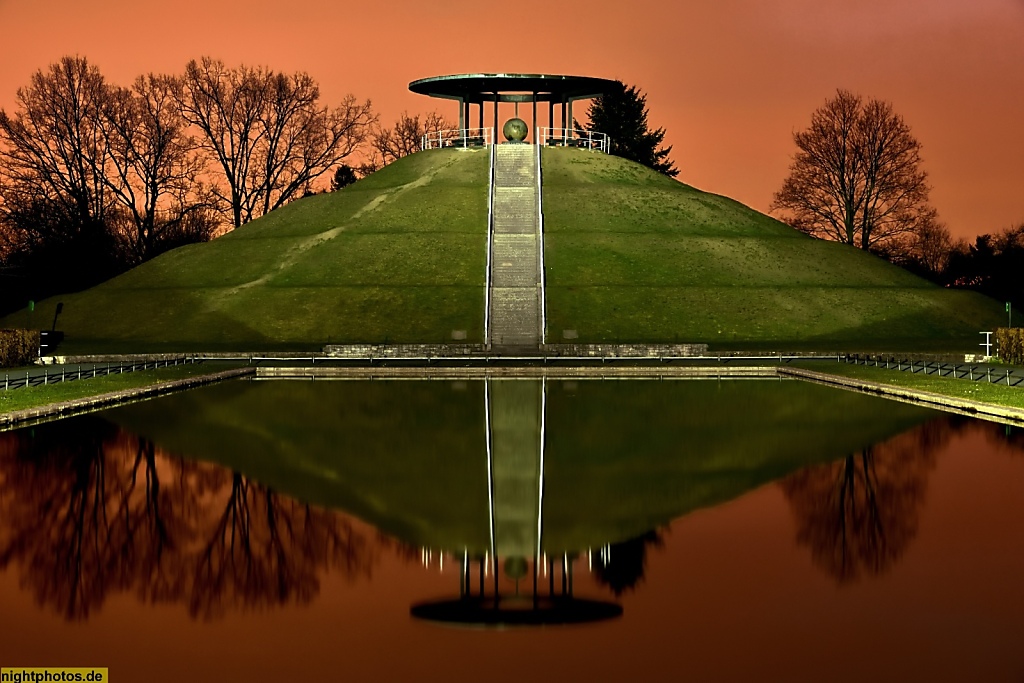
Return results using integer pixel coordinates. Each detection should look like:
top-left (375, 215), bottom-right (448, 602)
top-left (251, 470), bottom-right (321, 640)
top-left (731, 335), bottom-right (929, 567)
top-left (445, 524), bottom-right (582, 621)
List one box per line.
top-left (2, 145), bottom-right (1002, 353)
top-left (542, 148), bottom-right (1002, 350)
top-left (3, 148), bottom-right (489, 353)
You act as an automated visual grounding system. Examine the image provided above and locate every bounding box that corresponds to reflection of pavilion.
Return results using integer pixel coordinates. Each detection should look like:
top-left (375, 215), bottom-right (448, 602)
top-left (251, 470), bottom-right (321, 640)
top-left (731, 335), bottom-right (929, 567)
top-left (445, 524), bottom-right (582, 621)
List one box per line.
top-left (410, 379), bottom-right (623, 626)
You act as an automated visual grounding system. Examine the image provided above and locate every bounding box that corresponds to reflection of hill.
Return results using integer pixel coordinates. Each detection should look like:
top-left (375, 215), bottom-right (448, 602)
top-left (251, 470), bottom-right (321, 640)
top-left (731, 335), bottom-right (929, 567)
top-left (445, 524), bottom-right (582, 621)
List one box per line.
top-left (105, 379), bottom-right (491, 551)
top-left (542, 380), bottom-right (936, 550)
top-left (104, 378), bottom-right (936, 554)
top-left (0, 420), bottom-right (376, 621)
top-left (779, 418), bottom-right (957, 584)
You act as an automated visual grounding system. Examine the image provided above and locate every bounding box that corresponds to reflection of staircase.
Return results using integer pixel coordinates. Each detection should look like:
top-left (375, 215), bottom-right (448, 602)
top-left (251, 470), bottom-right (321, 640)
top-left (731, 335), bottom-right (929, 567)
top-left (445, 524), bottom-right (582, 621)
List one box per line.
top-left (488, 380), bottom-right (542, 558)
top-left (488, 145), bottom-right (541, 350)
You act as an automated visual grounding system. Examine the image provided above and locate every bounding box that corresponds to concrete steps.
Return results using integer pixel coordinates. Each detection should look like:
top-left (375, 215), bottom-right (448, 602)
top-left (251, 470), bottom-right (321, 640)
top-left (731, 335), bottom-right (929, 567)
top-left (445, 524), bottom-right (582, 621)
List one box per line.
top-left (489, 145), bottom-right (542, 350)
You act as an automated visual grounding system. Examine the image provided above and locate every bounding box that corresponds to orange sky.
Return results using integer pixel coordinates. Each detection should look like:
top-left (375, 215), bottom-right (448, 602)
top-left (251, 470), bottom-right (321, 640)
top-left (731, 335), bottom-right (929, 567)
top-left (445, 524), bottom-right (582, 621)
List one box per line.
top-left (1, 0), bottom-right (1022, 240)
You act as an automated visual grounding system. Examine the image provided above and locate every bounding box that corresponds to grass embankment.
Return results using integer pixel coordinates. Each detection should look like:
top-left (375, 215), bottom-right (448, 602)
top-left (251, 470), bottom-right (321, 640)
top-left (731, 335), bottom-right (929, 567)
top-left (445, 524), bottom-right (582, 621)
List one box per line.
top-left (105, 378), bottom-right (934, 551)
top-left (0, 149), bottom-right (489, 353)
top-left (793, 361), bottom-right (1024, 409)
top-left (541, 147), bottom-right (1003, 351)
top-left (3, 146), bottom-right (1000, 353)
top-left (0, 364), bottom-right (229, 415)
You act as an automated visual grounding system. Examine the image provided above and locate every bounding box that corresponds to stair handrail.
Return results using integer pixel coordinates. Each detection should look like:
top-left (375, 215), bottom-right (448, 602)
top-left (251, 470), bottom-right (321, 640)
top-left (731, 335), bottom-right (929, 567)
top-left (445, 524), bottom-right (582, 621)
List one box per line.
top-left (535, 138), bottom-right (547, 344)
top-left (484, 140), bottom-right (495, 347)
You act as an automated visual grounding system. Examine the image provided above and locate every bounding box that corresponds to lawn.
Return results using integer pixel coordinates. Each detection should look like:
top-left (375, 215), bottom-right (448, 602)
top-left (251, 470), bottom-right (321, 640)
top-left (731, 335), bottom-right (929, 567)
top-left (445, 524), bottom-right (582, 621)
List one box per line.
top-left (541, 147), bottom-right (1003, 350)
top-left (0, 363), bottom-right (234, 415)
top-left (792, 361), bottom-right (1024, 409)
top-left (0, 145), bottom-right (1003, 354)
top-left (1, 148), bottom-right (489, 353)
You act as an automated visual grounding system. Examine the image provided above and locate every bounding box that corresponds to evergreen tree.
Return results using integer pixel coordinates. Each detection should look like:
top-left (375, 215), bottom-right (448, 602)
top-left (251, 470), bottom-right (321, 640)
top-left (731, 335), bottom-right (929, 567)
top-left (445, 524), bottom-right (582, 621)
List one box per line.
top-left (583, 81), bottom-right (678, 177)
top-left (330, 164), bottom-right (358, 191)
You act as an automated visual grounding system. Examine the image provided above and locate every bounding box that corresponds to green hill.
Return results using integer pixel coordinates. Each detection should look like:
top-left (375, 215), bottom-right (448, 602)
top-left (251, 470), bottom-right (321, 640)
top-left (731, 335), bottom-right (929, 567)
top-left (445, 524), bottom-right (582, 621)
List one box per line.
top-left (5, 148), bottom-right (490, 353)
top-left (542, 147), bottom-right (1002, 350)
top-left (1, 146), bottom-right (1002, 353)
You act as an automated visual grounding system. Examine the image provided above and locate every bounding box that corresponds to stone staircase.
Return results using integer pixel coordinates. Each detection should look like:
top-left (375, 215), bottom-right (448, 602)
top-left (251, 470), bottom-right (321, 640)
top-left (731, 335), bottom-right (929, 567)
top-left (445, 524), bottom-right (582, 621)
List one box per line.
top-left (489, 144), bottom-right (542, 350)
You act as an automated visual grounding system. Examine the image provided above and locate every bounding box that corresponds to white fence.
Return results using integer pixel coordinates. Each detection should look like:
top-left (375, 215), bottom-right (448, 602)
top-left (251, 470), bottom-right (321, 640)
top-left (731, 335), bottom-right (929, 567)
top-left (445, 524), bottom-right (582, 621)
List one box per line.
top-left (537, 127), bottom-right (610, 153)
top-left (421, 128), bottom-right (494, 150)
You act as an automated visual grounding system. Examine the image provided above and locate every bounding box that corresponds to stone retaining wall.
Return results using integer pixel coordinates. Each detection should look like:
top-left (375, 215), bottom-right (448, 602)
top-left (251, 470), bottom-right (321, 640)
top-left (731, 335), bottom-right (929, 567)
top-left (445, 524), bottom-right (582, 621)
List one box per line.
top-left (322, 344), bottom-right (485, 357)
top-left (257, 365), bottom-right (776, 379)
top-left (539, 343), bottom-right (709, 357)
top-left (321, 343), bottom-right (710, 358)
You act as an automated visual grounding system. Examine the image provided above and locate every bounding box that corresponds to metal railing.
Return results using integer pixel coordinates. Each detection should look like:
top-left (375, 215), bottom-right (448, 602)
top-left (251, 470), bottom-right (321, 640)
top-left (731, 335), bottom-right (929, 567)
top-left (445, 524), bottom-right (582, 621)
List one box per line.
top-left (3, 357), bottom-right (203, 391)
top-left (484, 141), bottom-right (496, 347)
top-left (537, 127), bottom-right (610, 153)
top-left (535, 140), bottom-right (547, 344)
top-left (843, 354), bottom-right (1024, 387)
top-left (421, 127), bottom-right (494, 150)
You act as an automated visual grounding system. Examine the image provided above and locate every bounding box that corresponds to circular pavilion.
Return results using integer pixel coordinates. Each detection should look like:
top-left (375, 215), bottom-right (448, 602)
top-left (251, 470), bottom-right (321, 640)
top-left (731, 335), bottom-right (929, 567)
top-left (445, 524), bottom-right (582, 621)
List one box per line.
top-left (409, 73), bottom-right (618, 144)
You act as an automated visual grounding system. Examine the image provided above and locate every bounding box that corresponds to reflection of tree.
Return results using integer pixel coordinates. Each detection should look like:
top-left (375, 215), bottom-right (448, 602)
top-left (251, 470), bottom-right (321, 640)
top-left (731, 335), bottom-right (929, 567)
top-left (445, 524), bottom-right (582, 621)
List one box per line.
top-left (0, 420), bottom-right (376, 621)
top-left (375, 534), bottom-right (423, 565)
top-left (591, 530), bottom-right (664, 596)
top-left (0, 420), bottom-right (134, 619)
top-left (189, 473), bottom-right (374, 620)
top-left (779, 420), bottom-right (951, 584)
top-left (981, 422), bottom-right (1024, 456)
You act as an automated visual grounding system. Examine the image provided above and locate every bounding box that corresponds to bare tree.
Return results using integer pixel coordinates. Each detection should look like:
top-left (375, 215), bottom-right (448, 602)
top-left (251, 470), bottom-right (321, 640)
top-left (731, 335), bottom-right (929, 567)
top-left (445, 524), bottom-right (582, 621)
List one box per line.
top-left (98, 74), bottom-right (216, 262)
top-left (0, 57), bottom-right (218, 312)
top-left (771, 89), bottom-right (934, 253)
top-left (174, 58), bottom-right (375, 228)
top-left (886, 214), bottom-right (955, 278)
top-left (0, 56), bottom-right (114, 261)
top-left (361, 110), bottom-right (454, 175)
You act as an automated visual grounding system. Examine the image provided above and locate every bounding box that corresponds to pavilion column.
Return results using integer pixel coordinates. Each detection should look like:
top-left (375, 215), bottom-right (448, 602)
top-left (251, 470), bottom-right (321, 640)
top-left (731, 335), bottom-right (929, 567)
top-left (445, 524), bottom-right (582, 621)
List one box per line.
top-left (532, 93), bottom-right (537, 142)
top-left (548, 99), bottom-right (554, 130)
top-left (562, 96), bottom-right (568, 131)
top-left (568, 98), bottom-right (573, 132)
top-left (478, 101), bottom-right (484, 131)
top-left (458, 97), bottom-right (465, 132)
top-left (464, 100), bottom-right (471, 132)
top-left (493, 93), bottom-right (499, 140)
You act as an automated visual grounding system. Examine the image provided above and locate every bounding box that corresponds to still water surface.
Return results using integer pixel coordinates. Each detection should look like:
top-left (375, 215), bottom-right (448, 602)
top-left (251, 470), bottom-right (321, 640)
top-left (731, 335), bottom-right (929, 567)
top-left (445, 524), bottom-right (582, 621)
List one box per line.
top-left (1, 378), bottom-right (1023, 681)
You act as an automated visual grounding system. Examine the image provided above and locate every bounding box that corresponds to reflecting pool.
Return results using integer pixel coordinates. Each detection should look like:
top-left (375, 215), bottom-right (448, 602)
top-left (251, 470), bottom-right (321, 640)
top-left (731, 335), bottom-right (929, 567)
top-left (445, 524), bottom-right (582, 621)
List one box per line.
top-left (1, 378), bottom-right (1023, 681)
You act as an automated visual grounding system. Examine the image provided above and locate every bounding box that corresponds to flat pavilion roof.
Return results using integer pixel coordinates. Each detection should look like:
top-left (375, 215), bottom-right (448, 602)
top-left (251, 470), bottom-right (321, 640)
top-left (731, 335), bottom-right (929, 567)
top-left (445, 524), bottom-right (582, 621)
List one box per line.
top-left (409, 73), bottom-right (618, 104)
